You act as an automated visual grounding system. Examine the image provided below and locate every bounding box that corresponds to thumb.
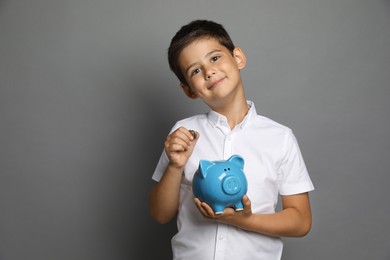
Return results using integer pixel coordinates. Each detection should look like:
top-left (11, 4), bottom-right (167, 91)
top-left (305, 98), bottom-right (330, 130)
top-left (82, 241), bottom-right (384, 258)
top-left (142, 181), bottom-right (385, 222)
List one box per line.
top-left (187, 130), bottom-right (199, 151)
top-left (192, 131), bottom-right (200, 143)
top-left (189, 130), bottom-right (200, 141)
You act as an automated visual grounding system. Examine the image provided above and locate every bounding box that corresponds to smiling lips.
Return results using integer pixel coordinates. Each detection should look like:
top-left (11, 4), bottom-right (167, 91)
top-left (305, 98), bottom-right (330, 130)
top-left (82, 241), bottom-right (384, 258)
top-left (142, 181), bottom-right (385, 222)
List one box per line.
top-left (209, 77), bottom-right (225, 89)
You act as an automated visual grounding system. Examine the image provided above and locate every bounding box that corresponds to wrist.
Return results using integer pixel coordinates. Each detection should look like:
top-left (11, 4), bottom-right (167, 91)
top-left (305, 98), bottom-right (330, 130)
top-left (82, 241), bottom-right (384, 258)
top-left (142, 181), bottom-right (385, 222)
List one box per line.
top-left (167, 162), bottom-right (185, 173)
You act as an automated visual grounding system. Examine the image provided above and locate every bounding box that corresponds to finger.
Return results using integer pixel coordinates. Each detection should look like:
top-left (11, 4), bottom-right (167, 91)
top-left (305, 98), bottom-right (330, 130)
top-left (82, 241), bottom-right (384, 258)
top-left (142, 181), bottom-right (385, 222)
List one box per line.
top-left (188, 129), bottom-right (199, 140)
top-left (169, 143), bottom-right (189, 152)
top-left (174, 128), bottom-right (195, 144)
top-left (165, 137), bottom-right (189, 152)
top-left (189, 130), bottom-right (196, 139)
top-left (194, 197), bottom-right (202, 207)
top-left (242, 195), bottom-right (251, 208)
top-left (177, 127), bottom-right (199, 141)
top-left (171, 135), bottom-right (192, 148)
top-left (242, 195), bottom-right (252, 215)
top-left (194, 198), bottom-right (209, 216)
top-left (166, 130), bottom-right (193, 146)
top-left (174, 129), bottom-right (199, 151)
top-left (201, 202), bottom-right (217, 217)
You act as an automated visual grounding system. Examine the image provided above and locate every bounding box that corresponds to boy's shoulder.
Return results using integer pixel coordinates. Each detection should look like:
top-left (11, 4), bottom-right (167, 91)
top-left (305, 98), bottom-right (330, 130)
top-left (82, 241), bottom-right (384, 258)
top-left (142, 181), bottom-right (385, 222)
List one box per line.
top-left (246, 101), bottom-right (292, 133)
top-left (254, 114), bottom-right (291, 132)
top-left (249, 114), bottom-right (296, 146)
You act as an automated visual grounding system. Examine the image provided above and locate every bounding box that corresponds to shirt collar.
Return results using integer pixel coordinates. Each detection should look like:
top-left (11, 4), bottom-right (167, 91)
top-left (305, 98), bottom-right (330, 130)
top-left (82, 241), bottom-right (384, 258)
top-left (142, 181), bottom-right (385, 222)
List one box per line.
top-left (207, 100), bottom-right (257, 130)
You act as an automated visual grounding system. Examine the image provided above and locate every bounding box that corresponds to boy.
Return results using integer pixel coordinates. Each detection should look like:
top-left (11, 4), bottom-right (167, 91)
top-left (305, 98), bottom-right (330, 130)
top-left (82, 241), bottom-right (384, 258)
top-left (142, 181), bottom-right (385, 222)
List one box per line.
top-left (149, 20), bottom-right (314, 260)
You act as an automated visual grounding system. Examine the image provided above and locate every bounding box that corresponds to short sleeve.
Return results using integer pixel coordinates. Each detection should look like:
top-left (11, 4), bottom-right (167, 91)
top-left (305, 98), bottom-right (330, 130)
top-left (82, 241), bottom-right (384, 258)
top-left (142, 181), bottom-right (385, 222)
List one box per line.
top-left (152, 150), bottom-right (169, 182)
top-left (278, 129), bottom-right (314, 195)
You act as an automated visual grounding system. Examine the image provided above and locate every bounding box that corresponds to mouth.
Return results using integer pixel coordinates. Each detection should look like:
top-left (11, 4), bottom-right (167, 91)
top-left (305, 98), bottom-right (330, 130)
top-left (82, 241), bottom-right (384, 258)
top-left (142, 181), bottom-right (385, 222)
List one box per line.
top-left (208, 77), bottom-right (225, 89)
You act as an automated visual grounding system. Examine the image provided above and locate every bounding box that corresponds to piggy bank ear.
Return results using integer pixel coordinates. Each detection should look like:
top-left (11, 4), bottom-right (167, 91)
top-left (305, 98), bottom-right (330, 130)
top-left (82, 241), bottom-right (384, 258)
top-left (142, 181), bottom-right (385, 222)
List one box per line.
top-left (228, 155), bottom-right (244, 170)
top-left (199, 160), bottom-right (214, 178)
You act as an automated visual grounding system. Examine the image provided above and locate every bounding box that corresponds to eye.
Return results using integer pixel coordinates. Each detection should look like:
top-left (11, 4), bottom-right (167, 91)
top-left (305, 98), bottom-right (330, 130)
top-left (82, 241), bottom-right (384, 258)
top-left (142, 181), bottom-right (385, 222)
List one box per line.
top-left (211, 56), bottom-right (221, 62)
top-left (191, 68), bottom-right (202, 76)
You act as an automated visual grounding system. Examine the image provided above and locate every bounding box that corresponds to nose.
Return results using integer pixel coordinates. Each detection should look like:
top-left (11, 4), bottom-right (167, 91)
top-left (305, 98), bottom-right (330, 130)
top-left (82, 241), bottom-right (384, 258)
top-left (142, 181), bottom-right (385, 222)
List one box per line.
top-left (206, 73), bottom-right (215, 79)
top-left (204, 65), bottom-right (216, 79)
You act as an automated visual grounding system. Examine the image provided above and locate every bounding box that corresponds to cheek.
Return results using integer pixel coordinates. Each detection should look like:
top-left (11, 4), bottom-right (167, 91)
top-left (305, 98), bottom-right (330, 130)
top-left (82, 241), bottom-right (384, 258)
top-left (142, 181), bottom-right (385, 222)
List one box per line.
top-left (223, 62), bottom-right (241, 75)
top-left (223, 59), bottom-right (238, 70)
top-left (189, 77), bottom-right (204, 89)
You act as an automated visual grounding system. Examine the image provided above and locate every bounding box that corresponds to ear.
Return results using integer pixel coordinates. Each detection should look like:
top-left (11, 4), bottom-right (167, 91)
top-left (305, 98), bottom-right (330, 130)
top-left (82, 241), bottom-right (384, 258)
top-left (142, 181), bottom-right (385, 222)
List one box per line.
top-left (199, 160), bottom-right (214, 179)
top-left (233, 47), bottom-right (246, 70)
top-left (180, 83), bottom-right (198, 99)
top-left (227, 154), bottom-right (245, 170)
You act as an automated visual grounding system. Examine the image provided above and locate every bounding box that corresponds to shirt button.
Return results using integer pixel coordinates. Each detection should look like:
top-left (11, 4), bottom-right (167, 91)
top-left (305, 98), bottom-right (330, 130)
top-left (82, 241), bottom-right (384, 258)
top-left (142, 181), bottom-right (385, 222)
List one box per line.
top-left (218, 235), bottom-right (224, 240)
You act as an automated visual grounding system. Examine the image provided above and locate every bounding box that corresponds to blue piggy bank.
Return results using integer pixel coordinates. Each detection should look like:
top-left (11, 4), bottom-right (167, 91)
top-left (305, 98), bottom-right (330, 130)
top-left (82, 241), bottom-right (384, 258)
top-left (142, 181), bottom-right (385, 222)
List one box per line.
top-left (192, 155), bottom-right (247, 214)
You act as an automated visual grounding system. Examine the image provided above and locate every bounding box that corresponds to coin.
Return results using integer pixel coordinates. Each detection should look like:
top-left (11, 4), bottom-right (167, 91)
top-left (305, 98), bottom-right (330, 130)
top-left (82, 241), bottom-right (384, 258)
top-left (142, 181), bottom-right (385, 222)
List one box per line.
top-left (189, 130), bottom-right (196, 139)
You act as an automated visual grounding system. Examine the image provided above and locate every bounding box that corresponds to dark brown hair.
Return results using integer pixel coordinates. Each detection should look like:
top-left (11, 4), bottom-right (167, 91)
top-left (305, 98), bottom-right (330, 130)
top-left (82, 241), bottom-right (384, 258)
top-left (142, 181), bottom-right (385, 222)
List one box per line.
top-left (168, 20), bottom-right (235, 85)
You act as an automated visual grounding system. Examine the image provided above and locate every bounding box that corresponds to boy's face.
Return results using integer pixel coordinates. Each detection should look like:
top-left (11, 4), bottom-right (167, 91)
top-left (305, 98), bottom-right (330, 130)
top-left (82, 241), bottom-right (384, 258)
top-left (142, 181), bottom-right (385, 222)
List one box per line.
top-left (178, 38), bottom-right (246, 107)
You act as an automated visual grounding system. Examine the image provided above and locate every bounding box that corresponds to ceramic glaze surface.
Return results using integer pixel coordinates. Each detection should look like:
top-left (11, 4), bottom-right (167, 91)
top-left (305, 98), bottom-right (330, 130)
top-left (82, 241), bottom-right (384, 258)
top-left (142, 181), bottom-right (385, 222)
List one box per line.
top-left (192, 155), bottom-right (248, 214)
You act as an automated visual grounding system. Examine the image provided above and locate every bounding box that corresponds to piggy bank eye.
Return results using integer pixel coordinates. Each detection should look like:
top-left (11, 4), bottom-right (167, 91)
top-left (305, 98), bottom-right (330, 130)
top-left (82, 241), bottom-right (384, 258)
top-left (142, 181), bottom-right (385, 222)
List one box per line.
top-left (223, 168), bottom-right (231, 171)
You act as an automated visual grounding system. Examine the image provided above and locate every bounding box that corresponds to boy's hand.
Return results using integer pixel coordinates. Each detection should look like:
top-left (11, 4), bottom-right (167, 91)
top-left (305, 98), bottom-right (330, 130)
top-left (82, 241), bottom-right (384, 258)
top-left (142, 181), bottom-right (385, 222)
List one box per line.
top-left (164, 127), bottom-right (199, 169)
top-left (194, 195), bottom-right (253, 227)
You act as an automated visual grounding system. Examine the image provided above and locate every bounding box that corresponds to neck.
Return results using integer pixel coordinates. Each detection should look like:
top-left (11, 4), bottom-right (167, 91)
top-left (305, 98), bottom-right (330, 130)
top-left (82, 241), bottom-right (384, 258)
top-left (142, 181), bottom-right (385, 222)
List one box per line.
top-left (206, 81), bottom-right (249, 129)
top-left (224, 101), bottom-right (249, 129)
top-left (212, 96), bottom-right (249, 129)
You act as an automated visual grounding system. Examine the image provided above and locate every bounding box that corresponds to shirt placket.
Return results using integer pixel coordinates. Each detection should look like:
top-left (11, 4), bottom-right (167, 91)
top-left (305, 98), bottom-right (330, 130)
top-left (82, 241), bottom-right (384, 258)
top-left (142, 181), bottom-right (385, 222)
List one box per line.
top-left (214, 223), bottom-right (228, 259)
top-left (214, 129), bottom-right (234, 259)
top-left (223, 131), bottom-right (233, 159)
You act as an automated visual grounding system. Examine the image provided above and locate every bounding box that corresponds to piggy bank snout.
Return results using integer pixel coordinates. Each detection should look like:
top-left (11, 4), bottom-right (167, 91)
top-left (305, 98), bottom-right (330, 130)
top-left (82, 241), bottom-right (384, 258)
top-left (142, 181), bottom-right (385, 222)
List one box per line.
top-left (222, 175), bottom-right (242, 195)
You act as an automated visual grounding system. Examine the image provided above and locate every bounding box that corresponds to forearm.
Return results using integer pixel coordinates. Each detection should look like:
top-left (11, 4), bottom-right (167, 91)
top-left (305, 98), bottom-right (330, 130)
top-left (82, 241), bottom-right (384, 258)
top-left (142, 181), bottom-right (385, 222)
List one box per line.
top-left (237, 207), bottom-right (311, 237)
top-left (209, 193), bottom-right (312, 237)
top-left (149, 164), bottom-right (183, 224)
top-left (149, 127), bottom-right (199, 224)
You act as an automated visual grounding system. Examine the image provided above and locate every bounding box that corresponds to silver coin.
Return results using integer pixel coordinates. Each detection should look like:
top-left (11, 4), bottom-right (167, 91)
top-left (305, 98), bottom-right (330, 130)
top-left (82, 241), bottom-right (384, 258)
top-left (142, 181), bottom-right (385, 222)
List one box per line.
top-left (189, 130), bottom-right (196, 139)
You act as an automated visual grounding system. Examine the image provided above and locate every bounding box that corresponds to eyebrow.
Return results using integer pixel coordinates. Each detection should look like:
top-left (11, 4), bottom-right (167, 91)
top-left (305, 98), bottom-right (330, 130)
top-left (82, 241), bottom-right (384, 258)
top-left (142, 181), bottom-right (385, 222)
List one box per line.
top-left (185, 49), bottom-right (222, 75)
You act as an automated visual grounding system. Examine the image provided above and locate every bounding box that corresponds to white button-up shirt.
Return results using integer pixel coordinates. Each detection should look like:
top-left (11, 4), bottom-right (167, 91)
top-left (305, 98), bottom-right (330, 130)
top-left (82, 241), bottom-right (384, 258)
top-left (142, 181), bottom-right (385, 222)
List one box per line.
top-left (152, 101), bottom-right (314, 260)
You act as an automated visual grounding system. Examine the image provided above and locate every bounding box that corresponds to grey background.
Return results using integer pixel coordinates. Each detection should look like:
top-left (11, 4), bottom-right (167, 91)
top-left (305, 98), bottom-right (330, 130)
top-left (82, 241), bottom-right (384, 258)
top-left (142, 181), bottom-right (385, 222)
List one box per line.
top-left (1, 0), bottom-right (389, 259)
